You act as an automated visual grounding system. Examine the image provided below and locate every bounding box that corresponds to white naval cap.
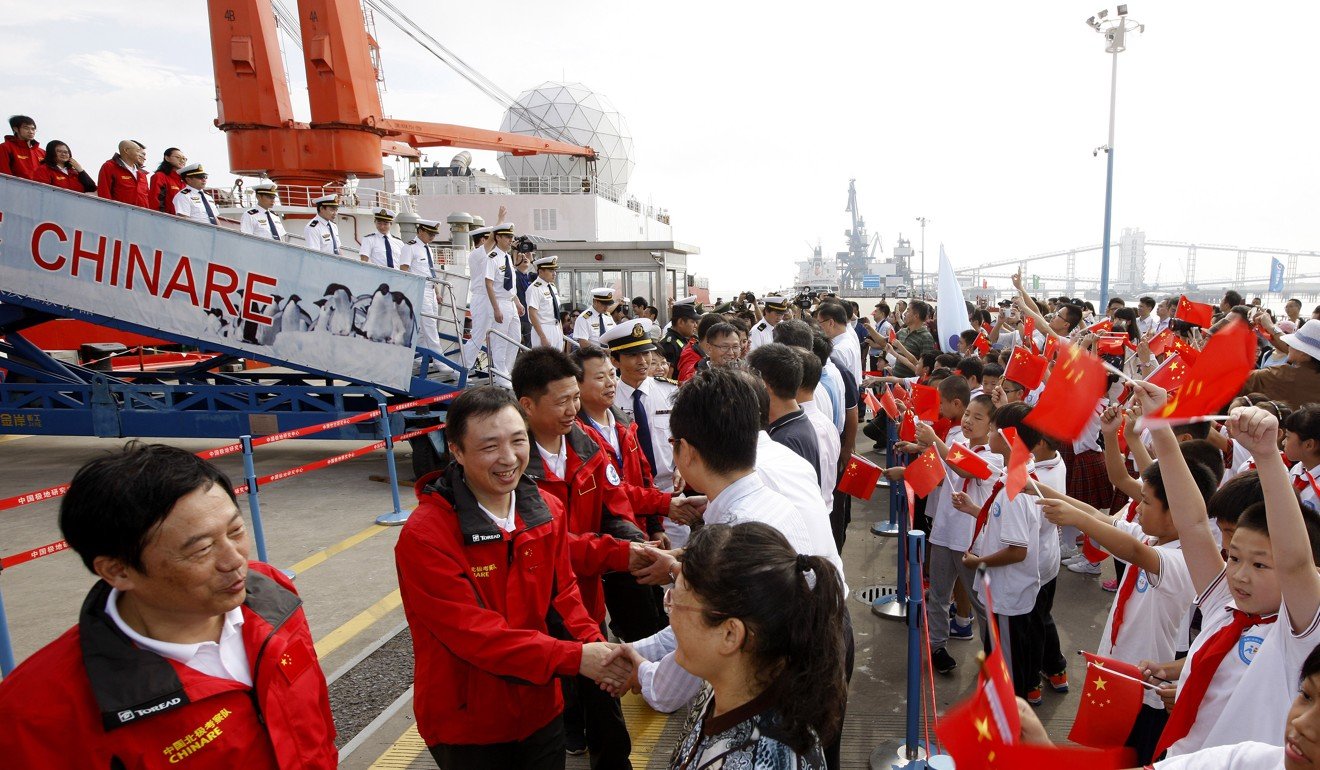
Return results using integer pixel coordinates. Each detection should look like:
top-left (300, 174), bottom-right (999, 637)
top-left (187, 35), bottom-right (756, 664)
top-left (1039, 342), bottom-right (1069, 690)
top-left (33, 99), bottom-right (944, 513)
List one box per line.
top-left (469, 225), bottom-right (493, 238)
top-left (600, 318), bottom-right (658, 355)
top-left (763, 295), bottom-right (790, 311)
top-left (179, 162), bottom-right (208, 178)
top-left (591, 287), bottom-right (616, 301)
top-left (373, 207), bottom-right (396, 221)
top-left (673, 295), bottom-right (698, 306)
top-left (492, 222), bottom-right (516, 236)
top-left (534, 255), bottom-right (559, 269)
top-left (251, 181), bottom-right (278, 195)
top-left (312, 194), bottom-right (339, 207)
top-left (416, 218), bottom-right (441, 233)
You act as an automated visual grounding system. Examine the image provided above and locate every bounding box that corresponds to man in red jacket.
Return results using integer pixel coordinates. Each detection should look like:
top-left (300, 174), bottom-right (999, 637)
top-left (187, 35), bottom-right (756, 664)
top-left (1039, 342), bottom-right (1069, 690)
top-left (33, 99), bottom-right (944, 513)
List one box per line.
top-left (97, 139), bottom-right (150, 207)
top-left (396, 385), bottom-right (632, 769)
top-left (0, 443), bottom-right (337, 769)
top-left (0, 114), bottom-right (43, 178)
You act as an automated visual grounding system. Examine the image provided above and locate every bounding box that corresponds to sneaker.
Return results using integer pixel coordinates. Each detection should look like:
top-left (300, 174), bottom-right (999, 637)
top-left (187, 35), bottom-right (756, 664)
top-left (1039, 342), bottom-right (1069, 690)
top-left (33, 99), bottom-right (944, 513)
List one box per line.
top-left (931, 647), bottom-right (958, 675)
top-left (949, 617), bottom-right (975, 641)
top-left (1061, 552), bottom-right (1090, 567)
top-left (1059, 547), bottom-right (1081, 563)
top-left (1045, 671), bottom-right (1070, 693)
top-left (1026, 687), bottom-right (1043, 706)
top-left (1101, 578), bottom-right (1120, 592)
top-left (1067, 560), bottom-right (1102, 575)
top-left (565, 732), bottom-right (587, 756)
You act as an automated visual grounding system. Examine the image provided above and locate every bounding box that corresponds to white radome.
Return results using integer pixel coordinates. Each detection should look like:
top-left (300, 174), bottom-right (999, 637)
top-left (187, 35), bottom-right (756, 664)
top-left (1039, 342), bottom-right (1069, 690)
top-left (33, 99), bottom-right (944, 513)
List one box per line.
top-left (496, 81), bottom-right (634, 194)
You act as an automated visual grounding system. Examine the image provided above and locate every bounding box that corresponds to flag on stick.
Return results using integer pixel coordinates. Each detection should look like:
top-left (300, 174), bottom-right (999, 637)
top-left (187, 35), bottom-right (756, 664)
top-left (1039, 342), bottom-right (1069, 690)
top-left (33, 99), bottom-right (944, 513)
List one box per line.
top-left (906, 446), bottom-right (946, 499)
top-left (879, 387), bottom-right (900, 419)
top-left (1004, 346), bottom-right (1048, 391)
top-left (1148, 321), bottom-right (1256, 423)
top-left (946, 443), bottom-right (994, 481)
top-left (836, 454), bottom-right (883, 499)
top-left (1175, 295), bottom-right (1215, 328)
top-left (1023, 344), bottom-right (1107, 442)
top-left (936, 244), bottom-right (974, 353)
top-left (911, 383), bottom-right (941, 421)
top-left (1068, 653), bottom-right (1146, 748)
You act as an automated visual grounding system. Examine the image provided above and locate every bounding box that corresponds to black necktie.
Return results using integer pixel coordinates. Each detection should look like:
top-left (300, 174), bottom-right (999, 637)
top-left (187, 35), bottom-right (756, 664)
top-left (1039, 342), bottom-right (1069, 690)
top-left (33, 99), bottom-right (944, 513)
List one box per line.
top-left (503, 253), bottom-right (513, 290)
top-left (266, 212), bottom-right (279, 240)
top-left (384, 237), bottom-right (394, 268)
top-left (598, 313), bottom-right (605, 335)
top-left (200, 194), bottom-right (216, 225)
top-left (632, 389), bottom-right (657, 474)
top-left (550, 285), bottom-right (560, 318)
top-left (329, 222), bottom-right (339, 255)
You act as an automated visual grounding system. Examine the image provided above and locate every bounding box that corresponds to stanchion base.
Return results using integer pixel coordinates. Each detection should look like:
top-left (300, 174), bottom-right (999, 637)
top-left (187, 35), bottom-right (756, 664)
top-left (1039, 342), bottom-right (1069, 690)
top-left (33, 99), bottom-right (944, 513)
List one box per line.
top-left (868, 742), bottom-right (947, 769)
top-left (281, 569), bottom-right (296, 581)
top-left (872, 521), bottom-right (900, 537)
top-left (376, 510), bottom-right (411, 526)
top-left (871, 594), bottom-right (908, 621)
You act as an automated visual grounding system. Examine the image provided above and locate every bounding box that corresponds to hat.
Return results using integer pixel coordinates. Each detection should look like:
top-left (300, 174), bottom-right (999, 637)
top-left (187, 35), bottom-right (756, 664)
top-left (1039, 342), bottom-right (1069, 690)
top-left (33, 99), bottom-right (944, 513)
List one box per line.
top-left (251, 181), bottom-right (278, 195)
top-left (312, 194), bottom-right (339, 207)
top-left (763, 295), bottom-right (790, 312)
top-left (374, 208), bottom-right (396, 222)
top-left (534, 255), bottom-right (559, 270)
top-left (601, 319), bottom-right (658, 355)
top-left (492, 222), bottom-right (515, 237)
top-left (1281, 319), bottom-right (1320, 362)
top-left (670, 304), bottom-right (699, 321)
top-left (469, 225), bottom-right (493, 239)
top-left (180, 163), bottom-right (207, 178)
top-left (416, 218), bottom-right (441, 234)
top-left (591, 287), bottom-right (615, 301)
top-left (673, 295), bottom-right (698, 306)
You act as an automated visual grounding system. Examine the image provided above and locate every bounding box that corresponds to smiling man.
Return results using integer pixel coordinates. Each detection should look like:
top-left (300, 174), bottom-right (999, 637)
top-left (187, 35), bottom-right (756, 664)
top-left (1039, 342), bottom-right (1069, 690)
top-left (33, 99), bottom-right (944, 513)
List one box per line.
top-left (0, 443), bottom-right (337, 769)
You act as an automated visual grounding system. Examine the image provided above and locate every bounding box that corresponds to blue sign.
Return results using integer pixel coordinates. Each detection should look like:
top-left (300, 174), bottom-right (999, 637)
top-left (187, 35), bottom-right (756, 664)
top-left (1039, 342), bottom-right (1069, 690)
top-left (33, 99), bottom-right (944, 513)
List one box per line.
top-left (862, 274), bottom-right (881, 289)
top-left (1269, 258), bottom-right (1286, 293)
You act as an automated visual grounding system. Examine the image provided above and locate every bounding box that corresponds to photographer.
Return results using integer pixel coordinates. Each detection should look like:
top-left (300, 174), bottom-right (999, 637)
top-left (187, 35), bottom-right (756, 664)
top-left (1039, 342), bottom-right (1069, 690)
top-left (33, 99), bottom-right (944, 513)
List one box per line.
top-left (513, 236), bottom-right (537, 346)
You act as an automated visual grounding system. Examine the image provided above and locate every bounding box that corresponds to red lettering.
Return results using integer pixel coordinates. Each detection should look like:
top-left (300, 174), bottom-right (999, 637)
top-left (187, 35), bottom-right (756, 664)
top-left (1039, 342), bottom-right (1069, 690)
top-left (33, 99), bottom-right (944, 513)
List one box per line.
top-left (242, 272), bottom-right (278, 327)
top-left (108, 240), bottom-right (123, 287)
top-left (30, 222), bottom-right (67, 271)
top-left (71, 230), bottom-right (106, 283)
top-left (126, 244), bottom-right (161, 294)
top-left (161, 256), bottom-right (199, 306)
top-left (203, 263), bottom-right (240, 317)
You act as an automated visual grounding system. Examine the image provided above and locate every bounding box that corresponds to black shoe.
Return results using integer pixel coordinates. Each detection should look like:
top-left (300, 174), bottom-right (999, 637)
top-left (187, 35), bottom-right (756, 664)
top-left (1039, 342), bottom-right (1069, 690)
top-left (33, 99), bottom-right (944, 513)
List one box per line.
top-left (565, 732), bottom-right (587, 756)
top-left (931, 647), bottom-right (957, 675)
top-left (862, 419), bottom-right (885, 443)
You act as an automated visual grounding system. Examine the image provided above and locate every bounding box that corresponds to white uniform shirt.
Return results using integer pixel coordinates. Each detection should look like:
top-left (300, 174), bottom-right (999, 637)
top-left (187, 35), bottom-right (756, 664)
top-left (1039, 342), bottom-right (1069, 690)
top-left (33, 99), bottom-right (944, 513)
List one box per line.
top-left (800, 399), bottom-right (841, 507)
top-left (1289, 461), bottom-right (1320, 512)
top-left (748, 318), bottom-right (776, 351)
top-left (239, 206), bottom-right (286, 241)
top-left (360, 231), bottom-right (408, 270)
top-left (485, 247), bottom-right (516, 303)
top-left (1153, 741), bottom-right (1280, 770)
top-left (465, 245), bottom-right (489, 304)
top-left (970, 467), bottom-right (1040, 617)
top-left (614, 377), bottom-right (678, 493)
top-left (172, 187), bottom-right (218, 225)
top-left (929, 438), bottom-right (999, 554)
top-left (401, 238), bottom-right (436, 278)
top-left (106, 589), bottom-right (251, 686)
top-left (1033, 452), bottom-right (1067, 583)
top-left (831, 330), bottom-right (864, 387)
top-left (304, 215), bottom-right (341, 255)
top-left (527, 278), bottom-right (562, 346)
top-left (574, 308), bottom-right (615, 345)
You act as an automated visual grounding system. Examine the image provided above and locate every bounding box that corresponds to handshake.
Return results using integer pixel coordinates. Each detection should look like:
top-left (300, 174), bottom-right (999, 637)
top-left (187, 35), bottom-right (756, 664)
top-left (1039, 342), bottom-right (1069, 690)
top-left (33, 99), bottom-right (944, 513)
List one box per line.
top-left (579, 642), bottom-right (647, 698)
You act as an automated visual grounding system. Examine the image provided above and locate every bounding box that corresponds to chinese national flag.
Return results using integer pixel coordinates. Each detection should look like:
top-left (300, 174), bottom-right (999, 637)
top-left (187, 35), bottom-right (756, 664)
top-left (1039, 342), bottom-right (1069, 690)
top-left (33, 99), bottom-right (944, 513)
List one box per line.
top-left (1147, 328), bottom-right (1175, 356)
top-left (1023, 316), bottom-right (1038, 353)
top-left (934, 417), bottom-right (954, 441)
top-left (905, 446), bottom-right (946, 498)
top-left (1043, 335), bottom-right (1059, 362)
top-left (1149, 320), bottom-right (1256, 423)
top-left (1096, 336), bottom-right (1126, 356)
top-left (892, 382), bottom-right (909, 403)
top-left (862, 390), bottom-right (882, 415)
top-left (1087, 318), bottom-right (1113, 334)
top-left (1068, 653), bottom-right (1146, 749)
top-left (836, 454), bottom-right (883, 499)
top-left (899, 410), bottom-right (917, 442)
top-left (1001, 427), bottom-right (1031, 500)
top-left (911, 383), bottom-right (941, 421)
top-left (879, 387), bottom-right (900, 419)
top-left (1023, 344), bottom-right (1107, 443)
top-left (1115, 418), bottom-right (1130, 457)
top-left (1167, 335), bottom-right (1201, 365)
top-left (888, 326), bottom-right (898, 344)
top-left (1005, 346), bottom-right (1048, 390)
top-left (1146, 354), bottom-right (1188, 392)
top-left (947, 443), bottom-right (993, 481)
top-left (975, 329), bottom-right (991, 355)
top-left (1175, 295), bottom-right (1216, 328)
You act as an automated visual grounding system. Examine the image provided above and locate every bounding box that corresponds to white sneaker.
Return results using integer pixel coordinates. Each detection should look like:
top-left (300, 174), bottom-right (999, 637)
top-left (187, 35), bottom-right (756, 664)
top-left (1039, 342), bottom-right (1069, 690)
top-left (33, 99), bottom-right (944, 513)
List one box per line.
top-left (1059, 548), bottom-right (1081, 563)
top-left (1061, 552), bottom-right (1089, 566)
top-left (1067, 560), bottom-right (1101, 575)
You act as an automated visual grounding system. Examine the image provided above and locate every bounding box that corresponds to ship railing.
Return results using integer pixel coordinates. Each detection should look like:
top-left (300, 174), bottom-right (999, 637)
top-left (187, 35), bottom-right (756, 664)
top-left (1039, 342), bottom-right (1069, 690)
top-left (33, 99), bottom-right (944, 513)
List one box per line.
top-left (208, 183), bottom-right (418, 214)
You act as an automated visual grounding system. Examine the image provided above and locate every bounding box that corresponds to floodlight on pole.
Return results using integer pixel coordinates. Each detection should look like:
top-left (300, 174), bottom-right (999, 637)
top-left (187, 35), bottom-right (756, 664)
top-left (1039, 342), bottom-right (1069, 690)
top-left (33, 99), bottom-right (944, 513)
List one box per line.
top-left (1089, 8), bottom-right (1143, 311)
top-left (915, 217), bottom-right (930, 299)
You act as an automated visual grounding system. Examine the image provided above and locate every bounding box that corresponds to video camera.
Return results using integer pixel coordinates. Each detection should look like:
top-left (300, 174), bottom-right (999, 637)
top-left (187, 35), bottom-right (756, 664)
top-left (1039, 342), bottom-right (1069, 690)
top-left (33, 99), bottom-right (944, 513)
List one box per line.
top-left (513, 235), bottom-right (537, 255)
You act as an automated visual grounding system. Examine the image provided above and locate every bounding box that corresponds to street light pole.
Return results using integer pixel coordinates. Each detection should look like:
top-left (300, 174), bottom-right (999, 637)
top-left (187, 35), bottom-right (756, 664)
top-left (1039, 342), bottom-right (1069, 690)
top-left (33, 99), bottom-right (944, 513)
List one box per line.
top-left (915, 217), bottom-right (929, 298)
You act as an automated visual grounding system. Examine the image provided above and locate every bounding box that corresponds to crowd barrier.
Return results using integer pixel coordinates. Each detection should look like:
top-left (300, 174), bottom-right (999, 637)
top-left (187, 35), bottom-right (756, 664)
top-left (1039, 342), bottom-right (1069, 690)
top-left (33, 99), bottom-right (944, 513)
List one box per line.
top-left (0, 390), bottom-right (457, 676)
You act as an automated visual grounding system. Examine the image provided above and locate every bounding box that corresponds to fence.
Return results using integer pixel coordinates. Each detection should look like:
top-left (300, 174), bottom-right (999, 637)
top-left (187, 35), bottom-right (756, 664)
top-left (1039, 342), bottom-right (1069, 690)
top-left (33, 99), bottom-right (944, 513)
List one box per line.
top-left (0, 390), bottom-right (458, 675)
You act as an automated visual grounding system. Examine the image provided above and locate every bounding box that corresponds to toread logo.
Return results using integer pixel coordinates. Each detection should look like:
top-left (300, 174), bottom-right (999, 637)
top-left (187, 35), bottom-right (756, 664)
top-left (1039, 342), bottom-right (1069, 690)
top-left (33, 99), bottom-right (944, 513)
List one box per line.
top-left (470, 532), bottom-right (502, 544)
top-left (117, 710), bottom-right (135, 723)
top-left (117, 697), bottom-right (183, 723)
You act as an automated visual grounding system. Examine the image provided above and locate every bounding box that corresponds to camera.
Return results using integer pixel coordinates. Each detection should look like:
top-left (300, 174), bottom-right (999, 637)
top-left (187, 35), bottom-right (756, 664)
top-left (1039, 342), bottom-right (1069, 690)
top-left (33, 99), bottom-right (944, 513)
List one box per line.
top-left (513, 235), bottom-right (537, 255)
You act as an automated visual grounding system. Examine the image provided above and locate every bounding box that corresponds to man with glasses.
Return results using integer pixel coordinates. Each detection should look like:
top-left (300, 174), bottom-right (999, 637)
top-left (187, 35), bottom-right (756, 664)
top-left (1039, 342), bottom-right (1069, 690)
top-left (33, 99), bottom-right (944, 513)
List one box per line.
top-left (172, 163), bottom-right (219, 226)
top-left (677, 317), bottom-right (740, 383)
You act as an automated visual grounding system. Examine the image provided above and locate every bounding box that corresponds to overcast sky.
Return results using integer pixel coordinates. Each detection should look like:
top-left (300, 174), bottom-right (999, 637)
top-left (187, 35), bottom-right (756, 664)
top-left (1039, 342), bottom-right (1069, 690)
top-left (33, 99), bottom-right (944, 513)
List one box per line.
top-left (4, 1), bottom-right (1318, 302)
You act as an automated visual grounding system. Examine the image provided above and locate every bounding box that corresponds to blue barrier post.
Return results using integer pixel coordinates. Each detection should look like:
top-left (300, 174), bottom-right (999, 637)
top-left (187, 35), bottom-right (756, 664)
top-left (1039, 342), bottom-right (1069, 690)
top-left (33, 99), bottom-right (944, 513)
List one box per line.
top-left (0, 579), bottom-right (16, 676)
top-left (872, 418), bottom-right (900, 537)
top-left (903, 530), bottom-right (927, 760)
top-left (239, 435), bottom-right (273, 565)
top-left (375, 404), bottom-right (409, 526)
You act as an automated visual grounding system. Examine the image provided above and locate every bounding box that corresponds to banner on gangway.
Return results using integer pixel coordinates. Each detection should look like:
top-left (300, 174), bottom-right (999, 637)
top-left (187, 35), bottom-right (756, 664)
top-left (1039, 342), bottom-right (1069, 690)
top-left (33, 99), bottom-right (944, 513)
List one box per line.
top-left (0, 176), bottom-right (425, 390)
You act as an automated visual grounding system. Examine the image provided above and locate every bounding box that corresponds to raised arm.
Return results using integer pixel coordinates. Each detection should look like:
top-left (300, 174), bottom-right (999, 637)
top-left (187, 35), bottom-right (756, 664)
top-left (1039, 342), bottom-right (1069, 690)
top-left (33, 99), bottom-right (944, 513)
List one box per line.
top-left (1100, 404), bottom-right (1144, 500)
top-left (1040, 497), bottom-right (1163, 575)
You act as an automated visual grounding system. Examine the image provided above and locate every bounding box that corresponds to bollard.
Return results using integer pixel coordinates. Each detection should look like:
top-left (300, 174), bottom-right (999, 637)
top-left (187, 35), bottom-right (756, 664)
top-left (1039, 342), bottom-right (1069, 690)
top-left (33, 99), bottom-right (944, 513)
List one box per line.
top-left (240, 435), bottom-right (273, 565)
top-left (375, 404), bottom-right (410, 526)
top-left (0, 578), bottom-right (15, 676)
top-left (873, 481), bottom-right (910, 622)
top-left (872, 418), bottom-right (900, 537)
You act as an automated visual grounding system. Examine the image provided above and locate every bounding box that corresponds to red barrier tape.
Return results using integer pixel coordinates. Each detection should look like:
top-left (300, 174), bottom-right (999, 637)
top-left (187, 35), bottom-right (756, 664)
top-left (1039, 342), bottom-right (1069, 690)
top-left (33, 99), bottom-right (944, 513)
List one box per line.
top-left (1, 423), bottom-right (445, 569)
top-left (387, 391), bottom-right (459, 413)
top-left (0, 484), bottom-right (70, 512)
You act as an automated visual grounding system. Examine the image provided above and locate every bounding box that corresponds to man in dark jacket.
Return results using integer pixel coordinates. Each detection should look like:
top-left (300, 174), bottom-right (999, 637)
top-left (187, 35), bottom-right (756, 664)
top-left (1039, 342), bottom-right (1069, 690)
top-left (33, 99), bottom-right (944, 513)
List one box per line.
top-left (0, 443), bottom-right (338, 769)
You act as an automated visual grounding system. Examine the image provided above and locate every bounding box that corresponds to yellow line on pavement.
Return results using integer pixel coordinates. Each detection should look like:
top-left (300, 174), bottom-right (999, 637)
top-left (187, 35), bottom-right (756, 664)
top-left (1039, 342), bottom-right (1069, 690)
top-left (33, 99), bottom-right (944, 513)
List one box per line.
top-left (0, 435), bottom-right (33, 443)
top-left (624, 691), bottom-right (669, 766)
top-left (286, 523), bottom-right (389, 576)
top-left (314, 589), bottom-right (402, 660)
top-left (368, 723), bottom-right (428, 769)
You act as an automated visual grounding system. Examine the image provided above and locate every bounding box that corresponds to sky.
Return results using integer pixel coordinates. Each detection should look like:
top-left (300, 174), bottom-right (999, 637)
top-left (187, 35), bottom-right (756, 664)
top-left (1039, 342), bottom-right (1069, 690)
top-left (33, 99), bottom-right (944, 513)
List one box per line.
top-left (3, 0), bottom-right (1318, 302)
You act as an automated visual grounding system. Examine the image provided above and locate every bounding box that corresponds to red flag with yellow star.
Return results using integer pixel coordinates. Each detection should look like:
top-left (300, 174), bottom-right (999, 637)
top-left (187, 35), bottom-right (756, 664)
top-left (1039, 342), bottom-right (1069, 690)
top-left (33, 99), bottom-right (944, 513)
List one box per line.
top-left (1149, 321), bottom-right (1256, 423)
top-left (1146, 353), bottom-right (1188, 392)
top-left (1087, 318), bottom-right (1114, 334)
top-left (1167, 335), bottom-right (1201, 365)
top-left (1004, 346), bottom-right (1048, 391)
top-left (905, 446), bottom-right (946, 499)
top-left (911, 383), bottom-right (941, 421)
top-left (1146, 328), bottom-right (1175, 356)
top-left (1068, 653), bottom-right (1145, 748)
top-left (879, 386), bottom-right (900, 419)
top-left (1043, 334), bottom-right (1059, 362)
top-left (1175, 295), bottom-right (1215, 328)
top-left (1022, 316), bottom-right (1038, 353)
top-left (836, 453), bottom-right (882, 499)
top-left (946, 443), bottom-right (994, 481)
top-left (975, 328), bottom-right (992, 355)
top-left (1023, 343), bottom-right (1107, 443)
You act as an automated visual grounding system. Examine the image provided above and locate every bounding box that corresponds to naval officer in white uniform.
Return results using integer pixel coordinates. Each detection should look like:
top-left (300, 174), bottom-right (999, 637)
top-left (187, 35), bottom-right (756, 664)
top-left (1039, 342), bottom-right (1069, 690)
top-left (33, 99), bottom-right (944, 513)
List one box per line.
top-left (239, 181), bottom-right (287, 242)
top-left (748, 295), bottom-right (790, 352)
top-left (574, 287), bottom-right (618, 348)
top-left (459, 225), bottom-right (495, 368)
top-left (171, 163), bottom-right (218, 226)
top-left (484, 222), bottom-right (523, 387)
top-left (359, 208), bottom-right (407, 270)
top-left (304, 194), bottom-right (342, 256)
top-left (526, 255), bottom-right (564, 350)
top-left (403, 218), bottom-right (444, 356)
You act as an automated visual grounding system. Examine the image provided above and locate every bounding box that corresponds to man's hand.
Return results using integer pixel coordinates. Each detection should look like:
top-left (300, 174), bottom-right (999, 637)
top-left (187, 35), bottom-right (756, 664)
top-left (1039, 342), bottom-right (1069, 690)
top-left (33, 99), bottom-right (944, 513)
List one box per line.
top-left (1011, 271), bottom-right (1024, 291)
top-left (580, 641), bottom-right (633, 690)
top-left (961, 551), bottom-right (982, 570)
top-left (598, 644), bottom-right (645, 697)
top-left (632, 546), bottom-right (678, 585)
top-left (497, 204), bottom-right (508, 222)
top-left (360, 255), bottom-right (369, 263)
top-left (894, 441), bottom-right (921, 455)
top-left (493, 309), bottom-right (504, 324)
top-left (1227, 406), bottom-right (1281, 458)
top-left (882, 466), bottom-right (905, 481)
top-left (1038, 497), bottom-right (1082, 528)
top-left (1131, 380), bottom-right (1168, 414)
top-left (627, 541), bottom-right (657, 572)
top-left (514, 298), bottom-right (525, 317)
top-left (1017, 697), bottom-right (1053, 745)
top-left (669, 495), bottom-right (707, 526)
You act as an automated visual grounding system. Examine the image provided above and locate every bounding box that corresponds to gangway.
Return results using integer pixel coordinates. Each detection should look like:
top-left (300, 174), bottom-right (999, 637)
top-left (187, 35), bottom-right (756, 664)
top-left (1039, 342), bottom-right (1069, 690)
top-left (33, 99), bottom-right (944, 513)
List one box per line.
top-left (0, 175), bottom-right (467, 444)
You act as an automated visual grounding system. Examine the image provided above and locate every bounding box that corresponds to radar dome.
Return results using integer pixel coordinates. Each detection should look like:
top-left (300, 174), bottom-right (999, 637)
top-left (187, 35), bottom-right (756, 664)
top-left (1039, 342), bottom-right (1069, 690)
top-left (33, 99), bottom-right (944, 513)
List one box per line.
top-left (496, 81), bottom-right (634, 195)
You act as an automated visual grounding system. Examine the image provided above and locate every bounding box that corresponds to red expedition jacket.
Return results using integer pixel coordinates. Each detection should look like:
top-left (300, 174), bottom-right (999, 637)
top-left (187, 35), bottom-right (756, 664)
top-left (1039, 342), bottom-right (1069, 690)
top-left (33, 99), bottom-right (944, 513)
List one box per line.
top-left (97, 156), bottom-right (149, 207)
top-left (0, 134), bottom-right (44, 178)
top-left (33, 163), bottom-right (97, 193)
top-left (525, 423), bottom-right (646, 623)
top-left (397, 465), bottom-right (603, 747)
top-left (676, 339), bottom-right (708, 383)
top-left (0, 563), bottom-right (337, 769)
top-left (579, 407), bottom-right (671, 538)
top-left (149, 169), bottom-right (184, 214)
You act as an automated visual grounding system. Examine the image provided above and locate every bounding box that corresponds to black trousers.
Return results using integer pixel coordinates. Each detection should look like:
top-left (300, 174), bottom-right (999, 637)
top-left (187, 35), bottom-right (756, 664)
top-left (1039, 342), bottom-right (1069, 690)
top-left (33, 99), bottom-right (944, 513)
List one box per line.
top-left (830, 489), bottom-right (851, 553)
top-left (1029, 577), bottom-right (1067, 678)
top-left (601, 572), bottom-right (667, 643)
top-left (822, 605), bottom-right (856, 770)
top-left (1126, 704), bottom-right (1169, 766)
top-left (429, 715), bottom-right (566, 770)
top-left (994, 612), bottom-right (1039, 698)
top-left (560, 675), bottom-right (632, 770)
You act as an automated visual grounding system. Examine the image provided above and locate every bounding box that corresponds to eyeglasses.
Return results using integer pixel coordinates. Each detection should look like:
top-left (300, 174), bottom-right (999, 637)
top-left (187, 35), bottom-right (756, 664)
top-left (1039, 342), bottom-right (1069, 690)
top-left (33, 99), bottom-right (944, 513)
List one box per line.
top-left (663, 587), bottom-right (707, 616)
top-left (709, 343), bottom-right (741, 353)
top-left (1002, 386), bottom-right (1024, 395)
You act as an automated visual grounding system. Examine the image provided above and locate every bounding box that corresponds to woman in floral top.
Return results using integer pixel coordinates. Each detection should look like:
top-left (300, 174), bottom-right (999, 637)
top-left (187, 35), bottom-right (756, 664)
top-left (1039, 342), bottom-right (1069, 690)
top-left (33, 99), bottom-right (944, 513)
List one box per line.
top-left (667, 522), bottom-right (847, 769)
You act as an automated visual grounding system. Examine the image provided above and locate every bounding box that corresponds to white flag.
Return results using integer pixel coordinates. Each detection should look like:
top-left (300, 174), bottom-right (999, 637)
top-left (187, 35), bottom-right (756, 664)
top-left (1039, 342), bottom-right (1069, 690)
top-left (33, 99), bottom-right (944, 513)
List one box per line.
top-left (936, 244), bottom-right (972, 353)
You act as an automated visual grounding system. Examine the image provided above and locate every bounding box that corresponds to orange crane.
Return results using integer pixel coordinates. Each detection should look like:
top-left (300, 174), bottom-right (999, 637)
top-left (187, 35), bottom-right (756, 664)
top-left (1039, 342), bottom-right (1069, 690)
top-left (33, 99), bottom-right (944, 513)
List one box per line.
top-left (206, 0), bottom-right (595, 187)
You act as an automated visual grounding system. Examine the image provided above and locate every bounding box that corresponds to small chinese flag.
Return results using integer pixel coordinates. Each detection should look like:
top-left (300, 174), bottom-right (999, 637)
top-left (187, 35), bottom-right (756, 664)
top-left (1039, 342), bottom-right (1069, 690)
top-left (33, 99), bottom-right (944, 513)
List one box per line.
top-left (1146, 354), bottom-right (1188, 392)
top-left (1068, 653), bottom-right (1146, 749)
top-left (879, 387), bottom-right (900, 419)
top-left (1004, 346), bottom-right (1048, 390)
top-left (888, 326), bottom-right (898, 344)
top-left (1024, 343), bottom-right (1108, 443)
top-left (1115, 418), bottom-right (1130, 456)
top-left (892, 382), bottom-right (909, 403)
top-left (836, 454), bottom-right (883, 499)
top-left (1023, 316), bottom-right (1038, 353)
top-left (1001, 427), bottom-right (1031, 500)
top-left (1147, 328), bottom-right (1174, 356)
top-left (1043, 335), bottom-right (1059, 362)
top-left (934, 417), bottom-right (954, 441)
top-left (1096, 336), bottom-right (1127, 356)
top-left (911, 383), bottom-right (941, 421)
top-left (1168, 335), bottom-right (1201, 365)
top-left (862, 390), bottom-right (882, 415)
top-left (1175, 295), bottom-right (1216, 328)
top-left (975, 329), bottom-right (991, 355)
top-left (905, 446), bottom-right (946, 498)
top-left (1149, 320), bottom-right (1256, 423)
top-left (946, 443), bottom-right (993, 481)
top-left (899, 410), bottom-right (917, 442)
top-left (1087, 318), bottom-right (1114, 334)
